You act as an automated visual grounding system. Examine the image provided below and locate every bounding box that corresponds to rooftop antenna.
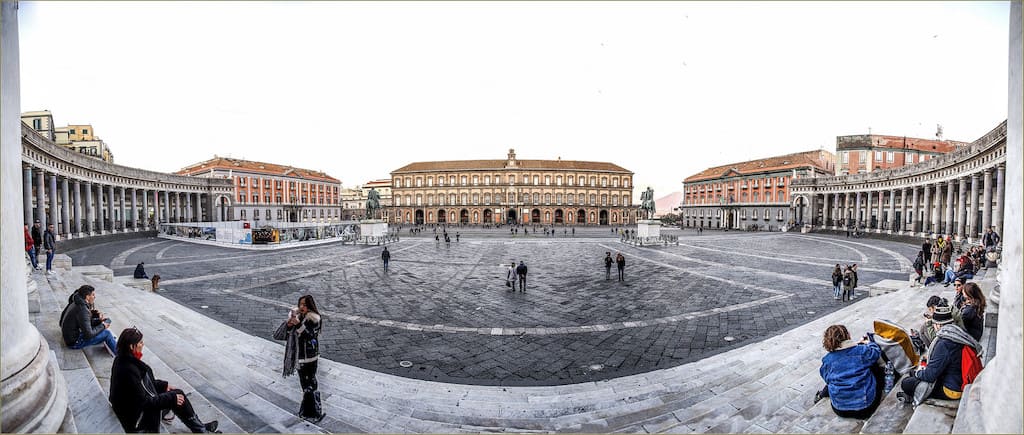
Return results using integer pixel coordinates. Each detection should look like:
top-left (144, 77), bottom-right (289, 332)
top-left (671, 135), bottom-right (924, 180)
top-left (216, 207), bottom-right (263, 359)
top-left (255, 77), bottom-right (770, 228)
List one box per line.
top-left (936, 124), bottom-right (944, 140)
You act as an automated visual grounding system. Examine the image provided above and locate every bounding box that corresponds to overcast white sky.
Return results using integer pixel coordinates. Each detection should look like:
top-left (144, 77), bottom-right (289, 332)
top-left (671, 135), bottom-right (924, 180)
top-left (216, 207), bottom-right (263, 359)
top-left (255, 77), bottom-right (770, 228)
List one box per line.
top-left (18, 1), bottom-right (1010, 200)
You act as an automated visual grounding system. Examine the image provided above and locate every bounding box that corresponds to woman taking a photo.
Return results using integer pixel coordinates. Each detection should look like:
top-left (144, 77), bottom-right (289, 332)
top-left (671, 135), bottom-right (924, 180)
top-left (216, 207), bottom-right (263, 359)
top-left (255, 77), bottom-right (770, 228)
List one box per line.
top-left (109, 327), bottom-right (220, 433)
top-left (286, 294), bottom-right (325, 422)
top-left (814, 324), bottom-right (884, 419)
top-left (960, 282), bottom-right (986, 341)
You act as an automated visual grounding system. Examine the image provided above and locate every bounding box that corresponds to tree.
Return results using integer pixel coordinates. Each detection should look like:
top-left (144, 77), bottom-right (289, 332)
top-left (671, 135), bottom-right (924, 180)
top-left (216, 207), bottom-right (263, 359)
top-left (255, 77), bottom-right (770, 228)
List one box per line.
top-left (660, 213), bottom-right (680, 226)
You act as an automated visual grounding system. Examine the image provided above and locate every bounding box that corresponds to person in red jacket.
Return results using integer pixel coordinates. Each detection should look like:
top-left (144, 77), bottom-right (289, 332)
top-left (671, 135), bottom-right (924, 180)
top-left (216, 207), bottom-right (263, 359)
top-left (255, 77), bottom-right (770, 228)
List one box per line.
top-left (24, 224), bottom-right (39, 270)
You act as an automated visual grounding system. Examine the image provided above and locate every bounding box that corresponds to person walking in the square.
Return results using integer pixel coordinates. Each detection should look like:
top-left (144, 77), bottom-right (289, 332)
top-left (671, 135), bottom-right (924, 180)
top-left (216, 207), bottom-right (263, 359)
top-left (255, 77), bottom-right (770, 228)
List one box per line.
top-left (31, 220), bottom-right (43, 270)
top-left (381, 247), bottom-right (390, 273)
top-left (516, 261), bottom-right (528, 292)
top-left (615, 253), bottom-right (626, 281)
top-left (25, 224), bottom-right (40, 270)
top-left (44, 223), bottom-right (57, 274)
top-left (507, 261), bottom-right (517, 292)
top-left (604, 252), bottom-right (613, 280)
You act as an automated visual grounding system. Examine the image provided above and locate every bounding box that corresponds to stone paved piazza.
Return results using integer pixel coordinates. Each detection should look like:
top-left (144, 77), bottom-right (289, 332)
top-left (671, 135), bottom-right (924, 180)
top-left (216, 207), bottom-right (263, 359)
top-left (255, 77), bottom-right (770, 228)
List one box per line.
top-left (68, 229), bottom-right (915, 386)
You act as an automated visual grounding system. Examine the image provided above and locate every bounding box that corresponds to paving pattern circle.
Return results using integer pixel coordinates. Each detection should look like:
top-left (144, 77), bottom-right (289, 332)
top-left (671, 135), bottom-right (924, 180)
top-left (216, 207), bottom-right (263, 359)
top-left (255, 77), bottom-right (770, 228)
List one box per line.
top-left (67, 228), bottom-right (917, 386)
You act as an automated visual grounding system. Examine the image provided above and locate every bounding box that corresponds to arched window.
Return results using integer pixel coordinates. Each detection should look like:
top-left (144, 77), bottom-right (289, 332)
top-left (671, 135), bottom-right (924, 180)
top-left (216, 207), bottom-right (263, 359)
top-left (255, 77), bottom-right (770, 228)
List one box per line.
top-left (601, 177), bottom-right (608, 187)
top-left (532, 175), bottom-right (539, 185)
top-left (449, 175), bottom-right (456, 185)
top-left (522, 175), bottom-right (529, 184)
top-left (427, 194), bottom-right (434, 205)
top-left (472, 175), bottom-right (479, 185)
top-left (415, 178), bottom-right (422, 187)
top-left (556, 193), bottom-right (562, 204)
top-left (601, 194), bottom-right (608, 205)
top-left (568, 175), bottom-right (574, 186)
top-left (450, 194), bottom-right (457, 204)
top-left (484, 175), bottom-right (490, 185)
top-left (405, 177), bottom-right (412, 187)
top-left (472, 193), bottom-right (479, 204)
top-left (612, 178), bottom-right (618, 187)
top-left (484, 193), bottom-right (491, 204)
top-left (623, 178), bottom-right (630, 188)
top-left (394, 178), bottom-right (402, 187)
top-left (532, 193), bottom-right (540, 203)
top-left (544, 193), bottom-right (551, 204)
top-left (623, 195), bottom-right (630, 205)
top-left (427, 177), bottom-right (433, 187)
top-left (416, 194), bottom-right (422, 206)
top-left (461, 193), bottom-right (468, 205)
top-left (461, 176), bottom-right (467, 186)
top-left (589, 194), bottom-right (597, 204)
top-left (438, 176), bottom-right (444, 186)
top-left (545, 175), bottom-right (551, 185)
top-left (556, 175), bottom-right (563, 185)
top-left (612, 195), bottom-right (619, 206)
top-left (589, 176), bottom-right (597, 186)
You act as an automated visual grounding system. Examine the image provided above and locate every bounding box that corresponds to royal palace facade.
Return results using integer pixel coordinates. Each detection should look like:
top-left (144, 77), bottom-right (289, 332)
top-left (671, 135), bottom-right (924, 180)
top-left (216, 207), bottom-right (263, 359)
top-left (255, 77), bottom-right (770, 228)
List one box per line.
top-left (390, 150), bottom-right (634, 226)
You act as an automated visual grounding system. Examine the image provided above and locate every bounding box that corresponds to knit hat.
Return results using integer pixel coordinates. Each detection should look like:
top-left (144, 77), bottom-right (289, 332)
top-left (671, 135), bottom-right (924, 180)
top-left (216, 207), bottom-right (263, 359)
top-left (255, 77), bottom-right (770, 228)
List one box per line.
top-left (932, 305), bottom-right (955, 325)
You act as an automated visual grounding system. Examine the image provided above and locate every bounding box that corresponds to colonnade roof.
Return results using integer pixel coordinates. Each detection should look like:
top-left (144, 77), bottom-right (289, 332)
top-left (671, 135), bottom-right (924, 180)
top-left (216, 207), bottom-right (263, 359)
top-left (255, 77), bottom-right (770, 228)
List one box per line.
top-left (176, 156), bottom-right (340, 183)
top-left (791, 120), bottom-right (1007, 189)
top-left (22, 122), bottom-right (233, 190)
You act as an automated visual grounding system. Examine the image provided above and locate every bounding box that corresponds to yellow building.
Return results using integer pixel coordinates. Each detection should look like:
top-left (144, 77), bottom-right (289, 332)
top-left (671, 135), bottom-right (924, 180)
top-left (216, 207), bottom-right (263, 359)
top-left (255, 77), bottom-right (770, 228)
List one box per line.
top-left (21, 111), bottom-right (115, 162)
top-left (391, 149), bottom-right (634, 226)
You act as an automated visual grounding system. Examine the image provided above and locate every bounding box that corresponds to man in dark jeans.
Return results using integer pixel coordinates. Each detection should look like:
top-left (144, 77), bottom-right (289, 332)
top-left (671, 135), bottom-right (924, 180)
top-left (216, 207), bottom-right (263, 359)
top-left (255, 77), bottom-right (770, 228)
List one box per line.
top-left (31, 219), bottom-right (43, 270)
top-left (381, 247), bottom-right (391, 273)
top-left (616, 253), bottom-right (626, 281)
top-left (516, 261), bottom-right (527, 292)
top-left (604, 252), bottom-right (613, 280)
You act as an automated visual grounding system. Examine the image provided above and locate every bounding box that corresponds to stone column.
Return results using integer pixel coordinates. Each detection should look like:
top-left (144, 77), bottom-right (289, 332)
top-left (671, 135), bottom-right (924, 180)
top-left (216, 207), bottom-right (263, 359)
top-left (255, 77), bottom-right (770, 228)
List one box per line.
top-left (993, 164), bottom-right (1005, 235)
top-left (176, 192), bottom-right (183, 223)
top-left (83, 182), bottom-right (93, 234)
top-left (60, 177), bottom-right (70, 236)
top-left (185, 192), bottom-right (192, 222)
top-left (35, 170), bottom-right (46, 229)
top-left (130, 188), bottom-right (137, 230)
top-left (956, 5), bottom-right (1023, 431)
top-left (982, 168), bottom-right (993, 233)
top-left (142, 189), bottom-right (149, 230)
top-left (968, 173), bottom-right (980, 240)
top-left (822, 192), bottom-right (830, 227)
top-left (47, 174), bottom-right (58, 233)
top-left (864, 191), bottom-right (872, 229)
top-left (163, 190), bottom-right (170, 224)
top-left (888, 189), bottom-right (896, 233)
top-left (854, 191), bottom-right (862, 227)
top-left (932, 182), bottom-right (943, 234)
top-left (118, 186), bottom-right (126, 232)
top-left (153, 190), bottom-right (160, 226)
top-left (95, 183), bottom-right (104, 233)
top-left (107, 184), bottom-right (115, 232)
top-left (22, 165), bottom-right (32, 224)
top-left (194, 192), bottom-right (201, 222)
top-left (911, 186), bottom-right (920, 233)
top-left (1, 3), bottom-right (69, 432)
top-left (945, 179), bottom-right (955, 236)
top-left (72, 180), bottom-right (81, 236)
top-left (899, 188), bottom-right (908, 234)
top-left (957, 177), bottom-right (968, 240)
top-left (877, 190), bottom-right (885, 231)
top-left (921, 184), bottom-right (931, 235)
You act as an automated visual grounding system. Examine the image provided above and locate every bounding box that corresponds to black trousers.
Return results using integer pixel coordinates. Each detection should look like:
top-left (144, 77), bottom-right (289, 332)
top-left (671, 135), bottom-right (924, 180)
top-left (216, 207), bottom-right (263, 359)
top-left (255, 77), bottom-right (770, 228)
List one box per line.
top-left (518, 276), bottom-right (526, 291)
top-left (617, 267), bottom-right (624, 281)
top-left (297, 361), bottom-right (322, 418)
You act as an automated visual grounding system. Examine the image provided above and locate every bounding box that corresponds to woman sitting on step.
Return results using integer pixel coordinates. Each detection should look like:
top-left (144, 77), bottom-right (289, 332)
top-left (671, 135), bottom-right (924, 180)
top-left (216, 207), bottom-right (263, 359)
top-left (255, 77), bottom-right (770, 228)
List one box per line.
top-left (814, 324), bottom-right (885, 419)
top-left (109, 327), bottom-right (221, 433)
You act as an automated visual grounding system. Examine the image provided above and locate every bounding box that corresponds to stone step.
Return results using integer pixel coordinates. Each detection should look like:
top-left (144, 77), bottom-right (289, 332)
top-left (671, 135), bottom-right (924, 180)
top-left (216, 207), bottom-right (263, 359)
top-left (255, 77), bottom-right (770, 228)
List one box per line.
top-left (72, 264), bottom-right (114, 282)
top-left (112, 275), bottom-right (153, 291)
top-left (860, 388), bottom-right (914, 433)
top-left (902, 402), bottom-right (957, 434)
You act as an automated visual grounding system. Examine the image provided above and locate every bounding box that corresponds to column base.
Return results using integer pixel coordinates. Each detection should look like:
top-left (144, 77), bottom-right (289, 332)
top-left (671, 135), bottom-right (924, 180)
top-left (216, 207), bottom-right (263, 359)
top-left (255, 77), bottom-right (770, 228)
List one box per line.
top-left (0, 334), bottom-right (69, 433)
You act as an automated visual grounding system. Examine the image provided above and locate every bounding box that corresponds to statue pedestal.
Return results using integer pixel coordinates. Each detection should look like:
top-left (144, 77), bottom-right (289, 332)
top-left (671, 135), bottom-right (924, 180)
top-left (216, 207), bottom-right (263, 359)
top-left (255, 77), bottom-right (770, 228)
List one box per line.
top-left (359, 219), bottom-right (389, 244)
top-left (637, 220), bottom-right (661, 238)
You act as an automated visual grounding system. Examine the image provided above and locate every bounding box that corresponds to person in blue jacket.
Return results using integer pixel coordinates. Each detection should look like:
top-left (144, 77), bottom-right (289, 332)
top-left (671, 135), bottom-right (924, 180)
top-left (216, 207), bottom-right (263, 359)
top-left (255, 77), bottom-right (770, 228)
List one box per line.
top-left (814, 324), bottom-right (884, 419)
top-left (900, 304), bottom-right (980, 403)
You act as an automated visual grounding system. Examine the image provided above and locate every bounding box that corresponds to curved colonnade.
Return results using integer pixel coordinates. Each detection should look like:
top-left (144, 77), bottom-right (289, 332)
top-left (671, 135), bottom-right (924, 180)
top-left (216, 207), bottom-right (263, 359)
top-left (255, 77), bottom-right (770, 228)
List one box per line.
top-left (791, 120), bottom-right (1007, 243)
top-left (20, 123), bottom-right (235, 238)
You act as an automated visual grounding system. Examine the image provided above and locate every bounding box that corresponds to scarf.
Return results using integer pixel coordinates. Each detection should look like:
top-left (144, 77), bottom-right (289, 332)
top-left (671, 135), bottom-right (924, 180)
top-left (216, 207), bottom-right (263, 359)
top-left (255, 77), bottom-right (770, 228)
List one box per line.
top-left (911, 324), bottom-right (982, 406)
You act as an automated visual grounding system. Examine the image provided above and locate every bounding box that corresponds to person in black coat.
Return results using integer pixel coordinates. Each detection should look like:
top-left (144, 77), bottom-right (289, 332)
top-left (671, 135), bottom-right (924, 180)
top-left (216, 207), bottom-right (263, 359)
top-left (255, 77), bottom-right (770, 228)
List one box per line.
top-left (134, 262), bottom-right (149, 279)
top-left (286, 295), bottom-right (325, 422)
top-left (959, 282), bottom-right (986, 341)
top-left (381, 247), bottom-right (390, 273)
top-left (109, 327), bottom-right (219, 433)
top-left (615, 253), bottom-right (626, 281)
top-left (60, 285), bottom-right (117, 355)
top-left (516, 261), bottom-right (528, 292)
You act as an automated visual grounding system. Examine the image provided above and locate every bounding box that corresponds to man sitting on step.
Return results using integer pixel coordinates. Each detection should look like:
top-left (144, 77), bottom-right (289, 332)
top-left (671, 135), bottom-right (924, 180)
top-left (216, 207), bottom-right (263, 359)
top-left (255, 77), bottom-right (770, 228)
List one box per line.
top-left (60, 284), bottom-right (118, 356)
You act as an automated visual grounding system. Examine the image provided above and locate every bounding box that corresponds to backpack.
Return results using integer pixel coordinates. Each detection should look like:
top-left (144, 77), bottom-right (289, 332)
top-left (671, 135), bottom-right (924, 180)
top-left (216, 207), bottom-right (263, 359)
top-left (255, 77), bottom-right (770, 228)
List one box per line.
top-left (872, 319), bottom-right (919, 376)
top-left (842, 274), bottom-right (852, 286)
top-left (961, 346), bottom-right (983, 387)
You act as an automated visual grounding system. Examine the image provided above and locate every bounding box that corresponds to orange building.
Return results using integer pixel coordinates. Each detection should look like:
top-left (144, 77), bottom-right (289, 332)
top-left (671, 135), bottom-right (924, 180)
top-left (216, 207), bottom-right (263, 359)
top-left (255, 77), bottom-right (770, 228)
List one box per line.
top-left (681, 150), bottom-right (835, 230)
top-left (177, 156), bottom-right (341, 223)
top-left (835, 134), bottom-right (967, 175)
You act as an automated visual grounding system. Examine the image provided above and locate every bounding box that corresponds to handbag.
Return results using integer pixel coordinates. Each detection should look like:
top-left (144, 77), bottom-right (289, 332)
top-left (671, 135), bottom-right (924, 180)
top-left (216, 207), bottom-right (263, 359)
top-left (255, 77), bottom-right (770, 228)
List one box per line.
top-left (273, 320), bottom-right (289, 341)
top-left (506, 280), bottom-right (512, 288)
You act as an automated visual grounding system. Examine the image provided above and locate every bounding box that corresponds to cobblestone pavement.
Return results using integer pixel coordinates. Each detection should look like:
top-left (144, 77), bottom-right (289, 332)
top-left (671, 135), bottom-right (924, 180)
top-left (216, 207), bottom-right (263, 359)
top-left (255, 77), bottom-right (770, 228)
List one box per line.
top-left (67, 228), bottom-right (917, 386)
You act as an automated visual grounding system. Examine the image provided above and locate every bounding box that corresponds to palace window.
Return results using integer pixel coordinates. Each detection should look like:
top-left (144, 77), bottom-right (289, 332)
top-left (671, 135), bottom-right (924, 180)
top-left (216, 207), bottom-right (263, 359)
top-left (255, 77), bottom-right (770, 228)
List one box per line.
top-left (589, 176), bottom-right (597, 186)
top-left (533, 175), bottom-right (539, 185)
top-left (484, 175), bottom-right (490, 185)
top-left (522, 175), bottom-right (529, 184)
top-left (472, 193), bottom-right (479, 204)
top-left (484, 193), bottom-right (491, 204)
top-left (437, 176), bottom-right (444, 186)
top-left (240, 209), bottom-right (247, 219)
top-left (545, 175), bottom-right (551, 185)
top-left (568, 175), bottom-right (574, 186)
top-left (544, 193), bottom-right (551, 204)
top-left (887, 151), bottom-right (894, 163)
top-left (601, 194), bottom-right (607, 206)
top-left (556, 176), bottom-right (563, 186)
top-left (556, 193), bottom-right (562, 204)
top-left (266, 209), bottom-right (271, 220)
top-left (277, 210), bottom-right (283, 220)
top-left (601, 177), bottom-right (608, 187)
top-left (589, 194), bottom-right (596, 204)
top-left (427, 194), bottom-right (434, 205)
top-left (874, 151), bottom-right (883, 161)
top-left (450, 176), bottom-right (456, 185)
top-left (427, 177), bottom-right (433, 187)
top-left (532, 193), bottom-right (540, 203)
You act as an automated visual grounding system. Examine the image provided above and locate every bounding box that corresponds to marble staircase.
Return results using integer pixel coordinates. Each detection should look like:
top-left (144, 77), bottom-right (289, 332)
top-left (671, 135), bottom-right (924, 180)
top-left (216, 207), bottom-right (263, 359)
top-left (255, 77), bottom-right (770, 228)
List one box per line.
top-left (33, 259), bottom-right (987, 434)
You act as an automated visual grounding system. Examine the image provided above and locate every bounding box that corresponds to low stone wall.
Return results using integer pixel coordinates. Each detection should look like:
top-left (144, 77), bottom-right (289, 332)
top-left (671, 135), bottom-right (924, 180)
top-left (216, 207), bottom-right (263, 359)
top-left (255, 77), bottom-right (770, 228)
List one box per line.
top-left (57, 230), bottom-right (158, 253)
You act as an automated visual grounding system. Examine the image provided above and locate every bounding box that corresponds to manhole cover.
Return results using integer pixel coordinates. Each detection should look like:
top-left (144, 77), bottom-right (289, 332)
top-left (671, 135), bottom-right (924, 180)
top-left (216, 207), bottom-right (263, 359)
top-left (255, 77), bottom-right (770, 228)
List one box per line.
top-left (724, 336), bottom-right (736, 342)
top-left (399, 361), bottom-right (413, 368)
